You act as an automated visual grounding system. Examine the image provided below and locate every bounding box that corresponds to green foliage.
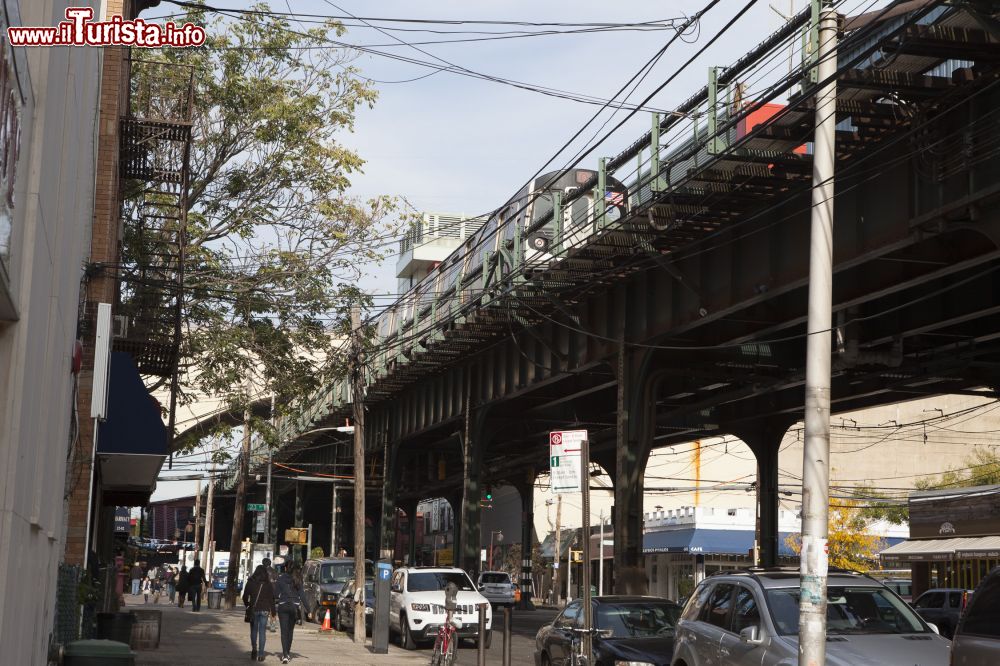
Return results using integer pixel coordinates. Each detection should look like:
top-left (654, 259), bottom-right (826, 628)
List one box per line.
top-left (310, 546), bottom-right (326, 559)
top-left (133, 3), bottom-right (408, 443)
top-left (852, 484), bottom-right (910, 525)
top-left (785, 499), bottom-right (886, 572)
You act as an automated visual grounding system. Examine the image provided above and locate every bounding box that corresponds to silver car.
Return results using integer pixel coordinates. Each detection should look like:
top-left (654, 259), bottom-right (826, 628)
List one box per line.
top-left (670, 569), bottom-right (950, 666)
top-left (951, 566), bottom-right (1000, 666)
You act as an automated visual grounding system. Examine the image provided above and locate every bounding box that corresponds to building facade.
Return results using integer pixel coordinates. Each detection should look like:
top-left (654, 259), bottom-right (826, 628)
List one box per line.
top-left (0, 2), bottom-right (104, 662)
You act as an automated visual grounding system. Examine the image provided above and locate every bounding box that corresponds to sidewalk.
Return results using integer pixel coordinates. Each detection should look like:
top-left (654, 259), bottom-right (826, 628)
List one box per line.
top-left (124, 595), bottom-right (428, 666)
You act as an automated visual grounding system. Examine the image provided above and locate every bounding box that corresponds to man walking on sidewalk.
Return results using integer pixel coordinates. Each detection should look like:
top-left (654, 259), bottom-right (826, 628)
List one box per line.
top-left (130, 562), bottom-right (143, 596)
top-left (187, 559), bottom-right (209, 612)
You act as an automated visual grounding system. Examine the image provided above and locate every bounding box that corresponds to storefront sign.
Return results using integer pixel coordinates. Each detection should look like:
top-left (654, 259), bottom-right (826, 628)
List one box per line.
top-left (909, 487), bottom-right (1000, 539)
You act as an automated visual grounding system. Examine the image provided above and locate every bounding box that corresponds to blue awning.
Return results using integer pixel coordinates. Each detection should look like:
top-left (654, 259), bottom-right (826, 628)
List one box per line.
top-left (97, 352), bottom-right (167, 505)
top-left (643, 528), bottom-right (799, 557)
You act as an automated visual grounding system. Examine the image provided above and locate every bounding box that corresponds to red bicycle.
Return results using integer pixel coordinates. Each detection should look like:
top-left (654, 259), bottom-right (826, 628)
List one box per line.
top-left (430, 583), bottom-right (461, 666)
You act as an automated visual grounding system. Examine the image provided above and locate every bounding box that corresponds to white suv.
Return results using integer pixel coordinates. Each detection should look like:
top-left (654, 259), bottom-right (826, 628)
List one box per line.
top-left (389, 567), bottom-right (493, 649)
top-left (477, 571), bottom-right (515, 608)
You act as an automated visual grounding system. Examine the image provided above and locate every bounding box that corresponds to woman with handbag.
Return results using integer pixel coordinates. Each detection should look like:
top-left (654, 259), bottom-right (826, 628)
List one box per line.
top-left (274, 561), bottom-right (306, 664)
top-left (242, 564), bottom-right (276, 662)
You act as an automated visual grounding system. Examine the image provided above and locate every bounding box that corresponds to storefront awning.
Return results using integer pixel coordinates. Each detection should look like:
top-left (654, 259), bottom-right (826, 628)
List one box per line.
top-left (642, 528), bottom-right (798, 556)
top-left (882, 536), bottom-right (1000, 562)
top-left (96, 351), bottom-right (167, 506)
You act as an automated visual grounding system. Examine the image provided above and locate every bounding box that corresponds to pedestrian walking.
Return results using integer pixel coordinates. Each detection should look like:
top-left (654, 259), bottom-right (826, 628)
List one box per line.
top-left (165, 567), bottom-right (176, 603)
top-left (176, 565), bottom-right (189, 608)
top-left (130, 562), bottom-right (143, 596)
top-left (274, 559), bottom-right (305, 664)
top-left (142, 577), bottom-right (151, 604)
top-left (243, 564), bottom-right (277, 662)
top-left (187, 559), bottom-right (209, 611)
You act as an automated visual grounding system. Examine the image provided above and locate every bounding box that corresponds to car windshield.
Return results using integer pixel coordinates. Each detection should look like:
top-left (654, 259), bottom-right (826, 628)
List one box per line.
top-left (321, 561), bottom-right (374, 585)
top-left (596, 601), bottom-right (681, 638)
top-left (480, 573), bottom-right (509, 584)
top-left (408, 571), bottom-right (475, 592)
top-left (766, 586), bottom-right (927, 635)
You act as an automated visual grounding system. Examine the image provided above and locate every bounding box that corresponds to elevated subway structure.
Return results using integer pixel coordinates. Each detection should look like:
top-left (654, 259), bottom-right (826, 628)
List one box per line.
top-left (224, 1), bottom-right (1000, 598)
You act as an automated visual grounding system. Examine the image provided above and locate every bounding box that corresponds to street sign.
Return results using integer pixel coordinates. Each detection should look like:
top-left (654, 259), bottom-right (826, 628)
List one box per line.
top-left (255, 512), bottom-right (266, 533)
top-left (549, 430), bottom-right (587, 492)
top-left (247, 503), bottom-right (266, 512)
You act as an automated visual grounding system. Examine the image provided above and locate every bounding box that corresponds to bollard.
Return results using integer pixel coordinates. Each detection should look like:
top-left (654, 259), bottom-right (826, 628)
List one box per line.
top-left (502, 606), bottom-right (512, 666)
top-left (478, 603), bottom-right (487, 666)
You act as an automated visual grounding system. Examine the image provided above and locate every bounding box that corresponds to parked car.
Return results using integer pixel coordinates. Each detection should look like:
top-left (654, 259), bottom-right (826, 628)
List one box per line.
top-left (389, 566), bottom-right (493, 649)
top-left (670, 568), bottom-right (950, 666)
top-left (534, 596), bottom-right (681, 666)
top-left (334, 576), bottom-right (376, 635)
top-left (912, 587), bottom-right (973, 638)
top-left (951, 567), bottom-right (1000, 665)
top-left (478, 571), bottom-right (516, 608)
top-left (301, 557), bottom-right (374, 623)
top-left (882, 578), bottom-right (913, 603)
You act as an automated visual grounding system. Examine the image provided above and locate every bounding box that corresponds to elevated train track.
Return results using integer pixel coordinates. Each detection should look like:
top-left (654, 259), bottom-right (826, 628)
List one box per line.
top-left (216, 0), bottom-right (1000, 593)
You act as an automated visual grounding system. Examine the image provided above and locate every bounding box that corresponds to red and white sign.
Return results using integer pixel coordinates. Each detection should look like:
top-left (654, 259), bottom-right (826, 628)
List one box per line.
top-left (549, 430), bottom-right (587, 493)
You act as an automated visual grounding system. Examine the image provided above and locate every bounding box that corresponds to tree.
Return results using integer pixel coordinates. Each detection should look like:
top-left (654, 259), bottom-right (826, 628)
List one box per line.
top-left (131, 4), bottom-right (405, 608)
top-left (785, 499), bottom-right (886, 572)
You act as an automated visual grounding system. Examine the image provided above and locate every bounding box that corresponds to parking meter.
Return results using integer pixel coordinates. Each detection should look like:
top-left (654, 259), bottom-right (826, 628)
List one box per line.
top-left (445, 581), bottom-right (459, 611)
top-left (373, 561), bottom-right (392, 654)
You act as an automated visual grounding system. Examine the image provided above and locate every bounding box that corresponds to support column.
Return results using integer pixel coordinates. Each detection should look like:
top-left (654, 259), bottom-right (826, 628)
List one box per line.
top-left (613, 349), bottom-right (657, 595)
top-left (400, 500), bottom-right (419, 565)
top-left (293, 481), bottom-right (304, 564)
top-left (513, 468), bottom-right (536, 609)
top-left (732, 419), bottom-right (794, 569)
top-left (378, 444), bottom-right (402, 561)
top-left (448, 492), bottom-right (463, 568)
top-left (458, 416), bottom-right (491, 575)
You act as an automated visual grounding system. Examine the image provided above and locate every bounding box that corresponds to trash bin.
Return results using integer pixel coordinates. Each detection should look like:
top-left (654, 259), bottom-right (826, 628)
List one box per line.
top-left (64, 639), bottom-right (135, 666)
top-left (96, 612), bottom-right (134, 645)
top-left (130, 609), bottom-right (162, 650)
top-left (207, 589), bottom-right (223, 609)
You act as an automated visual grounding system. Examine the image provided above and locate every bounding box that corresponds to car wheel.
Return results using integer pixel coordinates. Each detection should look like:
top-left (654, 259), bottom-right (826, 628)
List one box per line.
top-left (334, 608), bottom-right (343, 632)
top-left (540, 652), bottom-right (551, 666)
top-left (401, 613), bottom-right (417, 650)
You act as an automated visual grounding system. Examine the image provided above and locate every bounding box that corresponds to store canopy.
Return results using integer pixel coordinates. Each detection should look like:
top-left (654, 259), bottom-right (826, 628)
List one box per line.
top-left (882, 536), bottom-right (1000, 562)
top-left (642, 528), bottom-right (797, 557)
top-left (96, 351), bottom-right (167, 506)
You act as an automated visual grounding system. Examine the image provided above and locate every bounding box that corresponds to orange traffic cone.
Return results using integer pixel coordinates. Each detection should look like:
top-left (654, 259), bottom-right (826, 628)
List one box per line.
top-left (320, 608), bottom-right (332, 631)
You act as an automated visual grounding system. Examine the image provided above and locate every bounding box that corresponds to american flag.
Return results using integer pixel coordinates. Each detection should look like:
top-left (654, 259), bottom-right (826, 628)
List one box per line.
top-left (605, 190), bottom-right (624, 207)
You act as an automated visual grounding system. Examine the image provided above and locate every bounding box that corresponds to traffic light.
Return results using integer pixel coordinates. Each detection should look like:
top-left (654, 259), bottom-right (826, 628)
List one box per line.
top-left (570, 550), bottom-right (583, 563)
top-left (484, 486), bottom-right (493, 502)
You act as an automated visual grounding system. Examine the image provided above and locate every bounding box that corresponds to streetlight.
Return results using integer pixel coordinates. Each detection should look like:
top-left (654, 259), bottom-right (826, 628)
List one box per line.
top-left (488, 530), bottom-right (504, 571)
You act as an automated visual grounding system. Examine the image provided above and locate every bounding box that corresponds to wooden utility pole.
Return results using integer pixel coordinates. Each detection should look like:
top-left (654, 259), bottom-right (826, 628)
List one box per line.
top-left (226, 410), bottom-right (253, 609)
top-left (193, 480), bottom-right (202, 559)
top-left (350, 304), bottom-right (367, 643)
top-left (202, 442), bottom-right (216, 572)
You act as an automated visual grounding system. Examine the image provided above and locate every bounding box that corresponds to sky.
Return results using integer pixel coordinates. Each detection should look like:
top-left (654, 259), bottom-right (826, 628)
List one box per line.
top-left (146, 0), bottom-right (888, 505)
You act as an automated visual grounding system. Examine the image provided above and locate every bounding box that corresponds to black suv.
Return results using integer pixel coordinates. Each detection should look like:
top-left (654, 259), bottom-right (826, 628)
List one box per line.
top-left (911, 587), bottom-right (973, 639)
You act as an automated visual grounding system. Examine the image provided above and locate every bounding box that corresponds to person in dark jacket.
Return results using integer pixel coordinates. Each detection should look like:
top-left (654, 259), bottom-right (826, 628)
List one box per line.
top-left (187, 559), bottom-right (209, 611)
top-left (274, 561), bottom-right (305, 664)
top-left (176, 565), bottom-right (189, 608)
top-left (243, 564), bottom-right (277, 662)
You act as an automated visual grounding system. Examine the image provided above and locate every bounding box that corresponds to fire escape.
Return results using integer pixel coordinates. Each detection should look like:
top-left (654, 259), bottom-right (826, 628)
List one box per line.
top-left (115, 58), bottom-right (194, 440)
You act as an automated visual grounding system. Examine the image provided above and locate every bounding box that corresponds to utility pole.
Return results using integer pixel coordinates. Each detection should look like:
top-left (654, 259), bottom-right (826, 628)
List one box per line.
top-left (350, 304), bottom-right (367, 643)
top-left (202, 443), bottom-right (216, 570)
top-left (553, 494), bottom-right (562, 605)
top-left (265, 394), bottom-right (275, 550)
top-left (581, 435), bottom-right (593, 665)
top-left (566, 535), bottom-right (572, 603)
top-left (193, 480), bottom-right (202, 559)
top-left (800, 3), bottom-right (837, 665)
top-left (226, 410), bottom-right (253, 609)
